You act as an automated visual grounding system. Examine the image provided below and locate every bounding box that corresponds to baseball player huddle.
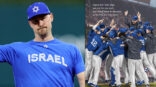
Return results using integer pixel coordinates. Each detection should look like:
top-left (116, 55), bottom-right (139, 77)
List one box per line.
top-left (85, 10), bottom-right (156, 87)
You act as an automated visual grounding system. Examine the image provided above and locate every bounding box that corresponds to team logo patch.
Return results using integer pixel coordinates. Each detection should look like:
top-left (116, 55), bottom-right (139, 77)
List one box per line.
top-left (32, 6), bottom-right (39, 13)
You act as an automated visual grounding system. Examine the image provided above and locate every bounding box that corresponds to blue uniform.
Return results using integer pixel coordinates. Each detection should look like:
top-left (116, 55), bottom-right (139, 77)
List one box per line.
top-left (87, 34), bottom-right (104, 86)
top-left (85, 29), bottom-right (98, 81)
top-left (86, 29), bottom-right (96, 48)
top-left (0, 39), bottom-right (85, 87)
top-left (94, 41), bottom-right (109, 60)
top-left (87, 35), bottom-right (102, 52)
top-left (94, 41), bottom-right (107, 55)
top-left (107, 38), bottom-right (128, 86)
top-left (138, 36), bottom-right (145, 51)
top-left (107, 38), bottom-right (125, 57)
top-left (100, 27), bottom-right (110, 36)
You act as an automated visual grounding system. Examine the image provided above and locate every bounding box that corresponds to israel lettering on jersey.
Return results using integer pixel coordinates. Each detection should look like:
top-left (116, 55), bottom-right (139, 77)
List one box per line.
top-left (28, 53), bottom-right (68, 67)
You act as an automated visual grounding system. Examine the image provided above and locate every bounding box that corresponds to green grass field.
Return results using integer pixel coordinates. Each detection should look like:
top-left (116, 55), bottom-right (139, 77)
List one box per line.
top-left (86, 83), bottom-right (156, 87)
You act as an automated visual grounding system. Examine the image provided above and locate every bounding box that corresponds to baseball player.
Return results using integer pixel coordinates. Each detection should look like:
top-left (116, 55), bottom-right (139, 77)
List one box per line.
top-left (135, 29), bottom-right (155, 86)
top-left (106, 29), bottom-right (128, 87)
top-left (139, 28), bottom-right (155, 76)
top-left (88, 36), bottom-right (110, 87)
top-left (86, 26), bottom-right (103, 86)
top-left (99, 21), bottom-right (114, 84)
top-left (124, 10), bottom-right (142, 29)
top-left (144, 26), bottom-right (156, 79)
top-left (101, 20), bottom-right (115, 84)
top-left (125, 32), bottom-right (149, 87)
top-left (85, 21), bottom-right (105, 82)
top-left (117, 27), bottom-right (130, 83)
top-left (85, 20), bottom-right (104, 81)
top-left (0, 2), bottom-right (85, 87)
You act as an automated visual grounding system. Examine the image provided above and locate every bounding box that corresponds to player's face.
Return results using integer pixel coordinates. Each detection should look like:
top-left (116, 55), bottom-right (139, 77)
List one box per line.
top-left (96, 31), bottom-right (101, 34)
top-left (100, 28), bottom-right (105, 31)
top-left (146, 29), bottom-right (151, 34)
top-left (28, 13), bottom-right (53, 38)
top-left (132, 20), bottom-right (137, 24)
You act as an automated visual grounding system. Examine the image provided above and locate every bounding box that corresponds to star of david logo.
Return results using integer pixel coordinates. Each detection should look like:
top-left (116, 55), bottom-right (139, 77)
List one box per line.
top-left (32, 6), bottom-right (39, 13)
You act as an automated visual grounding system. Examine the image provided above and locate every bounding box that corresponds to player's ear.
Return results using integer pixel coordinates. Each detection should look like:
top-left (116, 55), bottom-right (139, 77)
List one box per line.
top-left (50, 13), bottom-right (54, 22)
top-left (28, 21), bottom-right (33, 29)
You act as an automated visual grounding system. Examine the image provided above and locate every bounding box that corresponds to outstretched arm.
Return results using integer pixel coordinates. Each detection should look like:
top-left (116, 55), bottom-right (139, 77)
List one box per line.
top-left (124, 10), bottom-right (130, 27)
top-left (109, 19), bottom-right (115, 27)
top-left (77, 72), bottom-right (85, 87)
top-left (137, 12), bottom-right (141, 22)
top-left (124, 10), bottom-right (128, 17)
top-left (92, 19), bottom-right (104, 30)
top-left (106, 24), bottom-right (116, 35)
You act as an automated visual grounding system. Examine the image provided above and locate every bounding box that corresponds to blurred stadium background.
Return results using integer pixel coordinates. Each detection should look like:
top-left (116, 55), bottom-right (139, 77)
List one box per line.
top-left (0, 0), bottom-right (84, 87)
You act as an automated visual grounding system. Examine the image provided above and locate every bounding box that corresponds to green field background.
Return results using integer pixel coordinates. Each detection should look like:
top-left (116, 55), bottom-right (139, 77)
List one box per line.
top-left (0, 0), bottom-right (84, 87)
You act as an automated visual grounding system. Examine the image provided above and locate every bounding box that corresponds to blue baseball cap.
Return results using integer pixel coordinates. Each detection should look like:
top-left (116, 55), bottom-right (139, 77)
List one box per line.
top-left (96, 26), bottom-right (101, 31)
top-left (146, 26), bottom-right (154, 31)
top-left (143, 21), bottom-right (150, 26)
top-left (99, 23), bottom-right (105, 28)
top-left (27, 2), bottom-right (51, 20)
top-left (108, 30), bottom-right (117, 38)
top-left (129, 27), bottom-right (135, 31)
top-left (132, 16), bottom-right (138, 21)
top-left (130, 30), bottom-right (138, 38)
top-left (118, 28), bottom-right (127, 33)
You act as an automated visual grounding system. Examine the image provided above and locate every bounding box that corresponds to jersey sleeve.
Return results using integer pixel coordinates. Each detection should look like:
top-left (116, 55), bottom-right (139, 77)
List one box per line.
top-left (72, 46), bottom-right (85, 75)
top-left (0, 44), bottom-right (15, 64)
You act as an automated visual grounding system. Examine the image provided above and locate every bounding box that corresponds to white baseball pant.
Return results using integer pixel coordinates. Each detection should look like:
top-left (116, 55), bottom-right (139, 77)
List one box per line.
top-left (104, 54), bottom-right (113, 81)
top-left (141, 51), bottom-right (156, 78)
top-left (111, 55), bottom-right (129, 85)
top-left (85, 48), bottom-right (93, 80)
top-left (147, 52), bottom-right (156, 75)
top-left (135, 51), bottom-right (155, 82)
top-left (128, 59), bottom-right (149, 87)
top-left (88, 55), bottom-right (102, 85)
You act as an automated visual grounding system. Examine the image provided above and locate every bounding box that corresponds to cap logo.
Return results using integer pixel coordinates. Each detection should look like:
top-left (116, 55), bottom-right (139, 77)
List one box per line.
top-left (32, 6), bottom-right (39, 13)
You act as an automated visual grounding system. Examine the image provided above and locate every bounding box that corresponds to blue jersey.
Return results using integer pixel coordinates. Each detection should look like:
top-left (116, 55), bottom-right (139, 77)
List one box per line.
top-left (94, 41), bottom-right (109, 60)
top-left (87, 35), bottom-right (102, 52)
top-left (94, 41), bottom-right (108, 55)
top-left (107, 38), bottom-right (125, 57)
top-left (0, 39), bottom-right (85, 87)
top-left (100, 27), bottom-right (110, 36)
top-left (137, 36), bottom-right (146, 51)
top-left (100, 49), bottom-right (110, 60)
top-left (94, 46), bottom-right (110, 60)
top-left (86, 29), bottom-right (96, 48)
